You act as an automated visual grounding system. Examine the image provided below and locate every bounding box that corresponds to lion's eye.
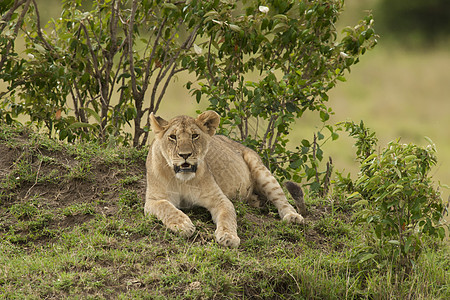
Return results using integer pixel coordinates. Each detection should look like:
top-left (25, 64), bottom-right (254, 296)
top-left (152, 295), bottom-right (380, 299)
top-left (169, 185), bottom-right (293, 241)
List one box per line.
top-left (192, 134), bottom-right (199, 140)
top-left (168, 134), bottom-right (177, 141)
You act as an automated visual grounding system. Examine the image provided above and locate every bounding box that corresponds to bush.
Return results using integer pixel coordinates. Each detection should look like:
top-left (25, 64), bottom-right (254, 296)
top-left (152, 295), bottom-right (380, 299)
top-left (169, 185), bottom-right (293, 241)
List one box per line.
top-left (336, 121), bottom-right (448, 271)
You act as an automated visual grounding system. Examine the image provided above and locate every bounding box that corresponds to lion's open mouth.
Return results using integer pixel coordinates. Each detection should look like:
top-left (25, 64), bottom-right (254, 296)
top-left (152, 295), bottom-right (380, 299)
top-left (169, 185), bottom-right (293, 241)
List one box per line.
top-left (174, 163), bottom-right (197, 173)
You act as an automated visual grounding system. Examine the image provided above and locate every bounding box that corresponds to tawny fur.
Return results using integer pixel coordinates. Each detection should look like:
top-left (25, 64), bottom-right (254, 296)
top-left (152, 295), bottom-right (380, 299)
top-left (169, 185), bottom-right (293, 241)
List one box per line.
top-left (144, 111), bottom-right (304, 247)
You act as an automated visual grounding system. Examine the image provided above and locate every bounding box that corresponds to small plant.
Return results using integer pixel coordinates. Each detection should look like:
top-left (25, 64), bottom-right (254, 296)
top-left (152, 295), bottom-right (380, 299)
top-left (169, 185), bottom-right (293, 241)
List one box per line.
top-left (65, 160), bottom-right (92, 181)
top-left (117, 175), bottom-right (142, 186)
top-left (119, 189), bottom-right (140, 208)
top-left (9, 201), bottom-right (39, 220)
top-left (336, 122), bottom-right (448, 271)
top-left (313, 216), bottom-right (350, 237)
top-left (62, 203), bottom-right (96, 217)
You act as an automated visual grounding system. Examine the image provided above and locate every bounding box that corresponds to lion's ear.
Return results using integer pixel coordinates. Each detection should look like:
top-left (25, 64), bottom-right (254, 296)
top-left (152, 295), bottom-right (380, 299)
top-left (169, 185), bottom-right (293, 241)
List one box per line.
top-left (150, 112), bottom-right (169, 134)
top-left (195, 111), bottom-right (220, 136)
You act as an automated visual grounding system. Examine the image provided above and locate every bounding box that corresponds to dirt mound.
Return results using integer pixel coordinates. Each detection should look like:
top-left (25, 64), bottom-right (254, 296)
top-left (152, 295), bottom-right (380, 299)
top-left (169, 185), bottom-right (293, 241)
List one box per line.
top-left (0, 125), bottom-right (349, 249)
top-left (0, 126), bottom-right (147, 243)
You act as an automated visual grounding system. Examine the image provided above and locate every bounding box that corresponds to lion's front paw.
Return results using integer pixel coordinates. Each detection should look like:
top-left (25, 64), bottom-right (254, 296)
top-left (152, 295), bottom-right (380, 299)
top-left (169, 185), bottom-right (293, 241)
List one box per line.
top-left (167, 215), bottom-right (196, 237)
top-left (215, 230), bottom-right (240, 248)
top-left (283, 212), bottom-right (305, 224)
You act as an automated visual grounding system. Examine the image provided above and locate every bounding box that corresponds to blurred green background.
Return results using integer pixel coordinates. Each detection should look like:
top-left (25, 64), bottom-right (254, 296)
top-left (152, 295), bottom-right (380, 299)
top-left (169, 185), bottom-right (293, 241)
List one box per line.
top-left (2, 0), bottom-right (450, 206)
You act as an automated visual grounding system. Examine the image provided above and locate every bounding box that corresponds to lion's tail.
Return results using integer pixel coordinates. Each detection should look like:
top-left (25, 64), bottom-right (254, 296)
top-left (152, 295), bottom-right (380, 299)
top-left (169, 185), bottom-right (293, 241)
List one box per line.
top-left (242, 150), bottom-right (298, 219)
top-left (284, 181), bottom-right (308, 216)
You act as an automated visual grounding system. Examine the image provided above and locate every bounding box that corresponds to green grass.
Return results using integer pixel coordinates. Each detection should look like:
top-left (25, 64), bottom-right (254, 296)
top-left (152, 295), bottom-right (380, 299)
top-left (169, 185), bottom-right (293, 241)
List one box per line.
top-left (0, 124), bottom-right (448, 299)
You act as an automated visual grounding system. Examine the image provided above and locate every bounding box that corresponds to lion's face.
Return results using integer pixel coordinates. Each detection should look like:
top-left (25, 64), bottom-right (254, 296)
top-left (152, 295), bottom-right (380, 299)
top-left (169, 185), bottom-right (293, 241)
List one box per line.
top-left (150, 111), bottom-right (220, 181)
top-left (158, 120), bottom-right (208, 181)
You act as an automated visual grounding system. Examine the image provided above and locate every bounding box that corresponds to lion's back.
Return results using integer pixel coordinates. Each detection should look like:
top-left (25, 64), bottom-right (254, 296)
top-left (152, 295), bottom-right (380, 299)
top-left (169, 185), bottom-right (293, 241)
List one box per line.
top-left (205, 135), bottom-right (254, 200)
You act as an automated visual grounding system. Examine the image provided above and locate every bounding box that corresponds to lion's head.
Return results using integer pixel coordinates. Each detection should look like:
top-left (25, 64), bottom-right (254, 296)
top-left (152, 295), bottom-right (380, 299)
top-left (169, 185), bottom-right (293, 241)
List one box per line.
top-left (150, 111), bottom-right (220, 181)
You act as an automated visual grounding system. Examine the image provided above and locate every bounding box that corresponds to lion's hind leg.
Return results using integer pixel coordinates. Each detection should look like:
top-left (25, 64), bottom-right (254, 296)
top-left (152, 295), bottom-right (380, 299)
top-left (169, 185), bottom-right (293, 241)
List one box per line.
top-left (242, 150), bottom-right (304, 224)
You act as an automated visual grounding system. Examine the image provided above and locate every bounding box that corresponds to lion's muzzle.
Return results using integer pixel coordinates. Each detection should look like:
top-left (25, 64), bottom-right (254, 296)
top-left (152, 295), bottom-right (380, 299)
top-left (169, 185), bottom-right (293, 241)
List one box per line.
top-left (174, 163), bottom-right (197, 173)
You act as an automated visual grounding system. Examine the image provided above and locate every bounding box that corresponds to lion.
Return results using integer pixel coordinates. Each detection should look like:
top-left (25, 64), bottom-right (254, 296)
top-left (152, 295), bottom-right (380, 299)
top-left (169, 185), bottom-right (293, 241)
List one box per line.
top-left (144, 111), bottom-right (304, 247)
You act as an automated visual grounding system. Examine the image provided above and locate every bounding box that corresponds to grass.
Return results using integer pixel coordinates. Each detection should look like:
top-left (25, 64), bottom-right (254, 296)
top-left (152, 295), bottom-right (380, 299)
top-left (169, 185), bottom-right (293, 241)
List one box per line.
top-left (0, 123), bottom-right (448, 299)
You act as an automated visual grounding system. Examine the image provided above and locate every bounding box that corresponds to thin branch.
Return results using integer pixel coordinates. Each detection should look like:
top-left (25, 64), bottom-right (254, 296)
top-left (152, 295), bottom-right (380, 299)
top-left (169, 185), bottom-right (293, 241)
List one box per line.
top-left (0, 0), bottom-right (32, 70)
top-left (312, 133), bottom-right (320, 184)
top-left (141, 17), bottom-right (167, 109)
top-left (103, 0), bottom-right (122, 105)
top-left (80, 22), bottom-right (108, 109)
top-left (206, 35), bottom-right (218, 85)
top-left (80, 23), bottom-right (100, 77)
top-left (150, 23), bottom-right (200, 109)
top-left (31, 0), bottom-right (56, 52)
top-left (151, 18), bottom-right (185, 92)
top-left (0, 0), bottom-right (29, 31)
top-left (108, 38), bottom-right (128, 102)
top-left (127, 0), bottom-right (139, 99)
top-left (261, 115), bottom-right (275, 150)
top-left (70, 81), bottom-right (88, 123)
top-left (154, 66), bottom-right (187, 112)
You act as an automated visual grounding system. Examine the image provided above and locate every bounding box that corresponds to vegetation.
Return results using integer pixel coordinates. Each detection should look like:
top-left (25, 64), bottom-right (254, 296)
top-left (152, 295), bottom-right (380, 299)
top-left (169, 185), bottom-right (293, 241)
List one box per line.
top-left (336, 121), bottom-right (448, 274)
top-left (0, 124), bottom-right (449, 299)
top-left (1, 0), bottom-right (449, 298)
top-left (0, 0), bottom-right (377, 192)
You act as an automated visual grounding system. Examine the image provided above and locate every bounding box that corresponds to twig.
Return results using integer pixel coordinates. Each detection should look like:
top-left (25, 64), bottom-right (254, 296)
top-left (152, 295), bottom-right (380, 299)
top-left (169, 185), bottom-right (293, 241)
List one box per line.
top-left (0, 0), bottom-right (29, 30)
top-left (206, 35), bottom-right (217, 85)
top-left (32, 0), bottom-right (56, 53)
top-left (312, 133), bottom-right (320, 185)
top-left (25, 157), bottom-right (43, 199)
top-left (127, 0), bottom-right (140, 100)
top-left (0, 0), bottom-right (32, 70)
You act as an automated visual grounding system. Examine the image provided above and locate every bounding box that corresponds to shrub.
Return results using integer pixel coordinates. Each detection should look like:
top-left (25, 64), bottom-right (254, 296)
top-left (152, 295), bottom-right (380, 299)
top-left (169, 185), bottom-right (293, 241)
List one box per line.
top-left (336, 121), bottom-right (448, 271)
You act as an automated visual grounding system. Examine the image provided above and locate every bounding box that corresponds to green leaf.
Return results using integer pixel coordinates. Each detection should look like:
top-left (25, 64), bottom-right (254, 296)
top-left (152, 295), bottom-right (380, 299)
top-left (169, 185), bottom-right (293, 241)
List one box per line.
top-left (273, 14), bottom-right (288, 21)
top-left (404, 235), bottom-right (414, 254)
top-left (331, 132), bottom-right (339, 141)
top-left (67, 122), bottom-right (97, 130)
top-left (162, 3), bottom-right (178, 10)
top-left (361, 153), bottom-right (377, 165)
top-left (80, 107), bottom-right (102, 124)
top-left (348, 192), bottom-right (361, 200)
top-left (286, 102), bottom-right (297, 113)
top-left (34, 44), bottom-right (46, 53)
top-left (387, 240), bottom-right (400, 245)
top-left (358, 253), bottom-right (377, 264)
top-left (272, 23), bottom-right (289, 34)
top-left (424, 136), bottom-right (434, 146)
top-left (352, 199), bottom-right (368, 206)
top-left (203, 10), bottom-right (218, 18)
top-left (320, 111), bottom-right (329, 122)
top-left (289, 158), bottom-right (303, 169)
top-left (229, 24), bottom-right (242, 33)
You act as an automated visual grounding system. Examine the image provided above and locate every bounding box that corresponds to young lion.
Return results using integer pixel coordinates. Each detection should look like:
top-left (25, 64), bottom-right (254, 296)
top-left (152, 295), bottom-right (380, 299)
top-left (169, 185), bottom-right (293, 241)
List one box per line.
top-left (144, 111), bottom-right (304, 247)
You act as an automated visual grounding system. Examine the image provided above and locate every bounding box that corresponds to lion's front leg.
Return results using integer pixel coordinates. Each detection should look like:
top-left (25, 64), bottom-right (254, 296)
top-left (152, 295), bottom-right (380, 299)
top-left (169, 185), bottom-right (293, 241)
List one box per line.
top-left (204, 197), bottom-right (240, 248)
top-left (145, 199), bottom-right (196, 237)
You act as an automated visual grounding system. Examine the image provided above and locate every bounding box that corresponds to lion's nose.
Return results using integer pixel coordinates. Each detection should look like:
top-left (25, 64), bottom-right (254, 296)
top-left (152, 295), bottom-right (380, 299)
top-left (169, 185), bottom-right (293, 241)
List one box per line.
top-left (178, 153), bottom-right (192, 160)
